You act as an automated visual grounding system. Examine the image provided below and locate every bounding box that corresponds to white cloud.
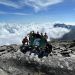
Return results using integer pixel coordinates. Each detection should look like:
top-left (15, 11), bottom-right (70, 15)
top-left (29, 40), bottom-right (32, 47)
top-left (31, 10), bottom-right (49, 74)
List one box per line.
top-left (0, 11), bottom-right (30, 15)
top-left (0, 0), bottom-right (20, 8)
top-left (65, 22), bottom-right (75, 26)
top-left (0, 0), bottom-right (63, 12)
top-left (9, 12), bottom-right (30, 15)
top-left (25, 0), bottom-right (63, 12)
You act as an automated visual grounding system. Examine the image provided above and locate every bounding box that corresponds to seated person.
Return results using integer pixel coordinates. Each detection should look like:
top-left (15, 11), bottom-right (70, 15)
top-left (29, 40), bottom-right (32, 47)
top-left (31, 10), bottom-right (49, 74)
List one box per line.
top-left (45, 43), bottom-right (52, 53)
top-left (22, 36), bottom-right (28, 45)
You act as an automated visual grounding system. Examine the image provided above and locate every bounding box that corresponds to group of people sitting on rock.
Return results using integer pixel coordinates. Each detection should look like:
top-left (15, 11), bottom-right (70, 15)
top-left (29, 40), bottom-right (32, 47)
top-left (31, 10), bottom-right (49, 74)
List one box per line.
top-left (22, 31), bottom-right (48, 45)
top-left (20, 31), bottom-right (52, 58)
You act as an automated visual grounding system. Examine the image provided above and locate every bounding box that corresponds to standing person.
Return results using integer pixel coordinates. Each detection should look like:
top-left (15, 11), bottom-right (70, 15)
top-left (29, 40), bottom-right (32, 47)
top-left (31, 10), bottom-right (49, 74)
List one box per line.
top-left (27, 31), bottom-right (35, 41)
top-left (41, 32), bottom-right (43, 37)
top-left (27, 31), bottom-right (36, 46)
top-left (31, 31), bottom-right (36, 38)
top-left (44, 33), bottom-right (48, 40)
top-left (22, 36), bottom-right (28, 45)
top-left (36, 31), bottom-right (41, 38)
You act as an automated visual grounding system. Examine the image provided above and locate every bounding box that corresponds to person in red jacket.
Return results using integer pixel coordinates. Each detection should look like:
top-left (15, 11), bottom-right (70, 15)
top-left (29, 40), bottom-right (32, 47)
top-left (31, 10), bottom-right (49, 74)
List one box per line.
top-left (22, 36), bottom-right (28, 45)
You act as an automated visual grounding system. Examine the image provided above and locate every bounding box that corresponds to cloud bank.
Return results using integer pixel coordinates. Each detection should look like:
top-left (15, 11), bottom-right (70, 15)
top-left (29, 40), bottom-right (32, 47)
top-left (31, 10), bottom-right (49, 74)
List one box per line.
top-left (0, 23), bottom-right (70, 46)
top-left (0, 0), bottom-right (20, 8)
top-left (0, 0), bottom-right (63, 12)
top-left (25, 0), bottom-right (63, 12)
top-left (0, 11), bottom-right (30, 15)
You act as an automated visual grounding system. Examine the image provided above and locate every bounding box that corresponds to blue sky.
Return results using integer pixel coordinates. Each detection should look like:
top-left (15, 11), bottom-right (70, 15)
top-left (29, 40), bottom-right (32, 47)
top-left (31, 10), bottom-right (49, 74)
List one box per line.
top-left (0, 0), bottom-right (75, 24)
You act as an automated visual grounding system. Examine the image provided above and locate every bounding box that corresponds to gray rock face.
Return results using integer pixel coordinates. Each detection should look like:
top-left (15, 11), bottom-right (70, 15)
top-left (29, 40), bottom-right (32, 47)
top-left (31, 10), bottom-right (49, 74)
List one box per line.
top-left (0, 42), bottom-right (75, 75)
top-left (0, 68), bottom-right (8, 75)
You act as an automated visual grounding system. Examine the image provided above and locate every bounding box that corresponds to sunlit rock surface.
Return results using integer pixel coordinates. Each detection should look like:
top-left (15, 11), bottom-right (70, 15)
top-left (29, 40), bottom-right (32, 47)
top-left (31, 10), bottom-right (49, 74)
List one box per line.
top-left (0, 41), bottom-right (75, 75)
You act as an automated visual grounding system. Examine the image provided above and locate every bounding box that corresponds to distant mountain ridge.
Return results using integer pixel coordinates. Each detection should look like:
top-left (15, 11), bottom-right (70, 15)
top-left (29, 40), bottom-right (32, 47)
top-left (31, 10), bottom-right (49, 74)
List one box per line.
top-left (54, 23), bottom-right (75, 30)
top-left (54, 23), bottom-right (75, 40)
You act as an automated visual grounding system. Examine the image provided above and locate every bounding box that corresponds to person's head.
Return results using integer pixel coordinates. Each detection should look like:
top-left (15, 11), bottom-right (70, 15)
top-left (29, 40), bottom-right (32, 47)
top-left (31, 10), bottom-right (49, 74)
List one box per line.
top-left (45, 32), bottom-right (47, 35)
top-left (25, 36), bottom-right (27, 39)
top-left (30, 31), bottom-right (34, 33)
top-left (41, 33), bottom-right (43, 36)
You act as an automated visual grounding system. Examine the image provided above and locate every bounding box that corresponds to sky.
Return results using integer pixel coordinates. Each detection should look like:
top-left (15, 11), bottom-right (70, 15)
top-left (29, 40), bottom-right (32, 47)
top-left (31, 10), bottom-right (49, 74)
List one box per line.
top-left (0, 0), bottom-right (75, 24)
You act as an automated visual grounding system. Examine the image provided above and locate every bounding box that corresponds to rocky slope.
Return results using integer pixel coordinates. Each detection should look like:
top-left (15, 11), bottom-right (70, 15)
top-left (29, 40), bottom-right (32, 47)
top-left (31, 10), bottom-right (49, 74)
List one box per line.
top-left (0, 41), bottom-right (75, 75)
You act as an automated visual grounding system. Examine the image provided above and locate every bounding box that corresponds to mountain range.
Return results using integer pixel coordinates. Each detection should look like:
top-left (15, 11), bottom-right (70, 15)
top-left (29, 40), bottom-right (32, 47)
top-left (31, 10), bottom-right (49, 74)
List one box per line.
top-left (54, 23), bottom-right (75, 40)
top-left (54, 23), bottom-right (75, 30)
